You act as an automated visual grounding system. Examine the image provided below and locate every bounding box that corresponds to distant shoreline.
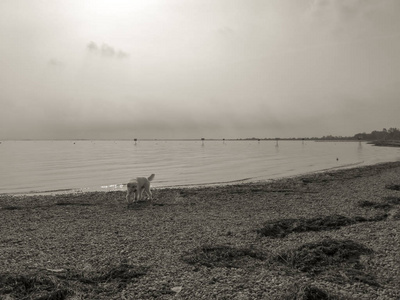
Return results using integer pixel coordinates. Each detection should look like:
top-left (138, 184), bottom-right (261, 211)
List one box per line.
top-left (2, 139), bottom-right (399, 146)
top-left (0, 138), bottom-right (370, 142)
top-left (369, 140), bottom-right (400, 147)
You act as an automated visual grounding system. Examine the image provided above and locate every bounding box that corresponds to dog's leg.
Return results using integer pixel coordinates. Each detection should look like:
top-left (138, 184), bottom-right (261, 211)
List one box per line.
top-left (145, 186), bottom-right (153, 200)
top-left (134, 189), bottom-right (138, 201)
top-left (126, 187), bottom-right (133, 207)
top-left (136, 186), bottom-right (141, 201)
top-left (140, 186), bottom-right (146, 201)
top-left (143, 183), bottom-right (152, 204)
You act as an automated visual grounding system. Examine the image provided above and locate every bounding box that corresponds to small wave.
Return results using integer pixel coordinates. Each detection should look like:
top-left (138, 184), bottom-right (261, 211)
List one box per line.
top-left (7, 188), bottom-right (79, 196)
top-left (155, 177), bottom-right (256, 189)
top-left (101, 184), bottom-right (125, 189)
top-left (316, 161), bottom-right (365, 173)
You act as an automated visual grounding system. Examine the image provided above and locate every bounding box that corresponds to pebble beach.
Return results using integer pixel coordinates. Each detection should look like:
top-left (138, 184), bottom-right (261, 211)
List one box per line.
top-left (1, 161), bottom-right (400, 299)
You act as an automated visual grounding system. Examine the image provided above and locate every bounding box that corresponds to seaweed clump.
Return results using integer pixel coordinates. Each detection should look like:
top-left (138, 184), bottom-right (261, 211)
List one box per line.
top-left (0, 263), bottom-right (148, 300)
top-left (257, 214), bottom-right (387, 238)
top-left (275, 239), bottom-right (379, 287)
top-left (0, 273), bottom-right (70, 300)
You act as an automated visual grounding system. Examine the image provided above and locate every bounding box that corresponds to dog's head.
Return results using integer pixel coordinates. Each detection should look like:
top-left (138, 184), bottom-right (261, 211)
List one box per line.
top-left (127, 181), bottom-right (138, 192)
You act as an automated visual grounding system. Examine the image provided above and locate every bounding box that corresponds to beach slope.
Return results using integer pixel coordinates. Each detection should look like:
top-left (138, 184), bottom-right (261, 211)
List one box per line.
top-left (1, 162), bottom-right (400, 299)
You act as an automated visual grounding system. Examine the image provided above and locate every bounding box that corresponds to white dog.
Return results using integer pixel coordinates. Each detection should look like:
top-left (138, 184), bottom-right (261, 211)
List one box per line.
top-left (126, 174), bottom-right (155, 205)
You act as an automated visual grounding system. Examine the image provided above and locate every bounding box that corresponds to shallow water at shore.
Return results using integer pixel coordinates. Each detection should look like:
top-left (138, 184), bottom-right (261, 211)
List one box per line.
top-left (1, 140), bottom-right (399, 195)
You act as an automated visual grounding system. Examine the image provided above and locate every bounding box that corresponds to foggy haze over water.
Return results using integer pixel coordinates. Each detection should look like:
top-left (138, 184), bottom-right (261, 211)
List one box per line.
top-left (1, 1), bottom-right (400, 140)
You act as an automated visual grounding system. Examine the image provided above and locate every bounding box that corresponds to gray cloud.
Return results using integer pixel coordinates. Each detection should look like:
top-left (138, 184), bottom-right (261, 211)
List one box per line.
top-left (87, 41), bottom-right (98, 52)
top-left (87, 41), bottom-right (129, 59)
top-left (101, 44), bottom-right (115, 57)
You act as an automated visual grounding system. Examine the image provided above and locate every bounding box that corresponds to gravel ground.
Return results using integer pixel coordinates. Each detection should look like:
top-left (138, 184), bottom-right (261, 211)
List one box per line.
top-left (1, 161), bottom-right (400, 299)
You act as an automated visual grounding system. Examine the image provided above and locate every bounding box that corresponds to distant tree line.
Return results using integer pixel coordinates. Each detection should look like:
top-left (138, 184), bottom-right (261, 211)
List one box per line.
top-left (242, 127), bottom-right (400, 141)
top-left (320, 135), bottom-right (354, 140)
top-left (353, 128), bottom-right (400, 141)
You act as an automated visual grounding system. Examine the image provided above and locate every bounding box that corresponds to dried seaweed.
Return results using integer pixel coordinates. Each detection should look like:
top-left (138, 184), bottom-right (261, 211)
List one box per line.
top-left (257, 214), bottom-right (387, 238)
top-left (275, 239), bottom-right (379, 287)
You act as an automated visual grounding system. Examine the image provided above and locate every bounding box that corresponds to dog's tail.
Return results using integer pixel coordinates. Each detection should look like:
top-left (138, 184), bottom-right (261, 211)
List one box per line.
top-left (148, 174), bottom-right (155, 182)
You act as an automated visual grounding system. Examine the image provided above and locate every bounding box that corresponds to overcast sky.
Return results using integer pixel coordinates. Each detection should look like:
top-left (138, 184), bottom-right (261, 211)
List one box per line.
top-left (1, 0), bottom-right (399, 139)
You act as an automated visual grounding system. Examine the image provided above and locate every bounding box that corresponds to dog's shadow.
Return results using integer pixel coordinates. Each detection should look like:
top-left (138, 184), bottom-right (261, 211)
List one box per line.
top-left (127, 201), bottom-right (164, 210)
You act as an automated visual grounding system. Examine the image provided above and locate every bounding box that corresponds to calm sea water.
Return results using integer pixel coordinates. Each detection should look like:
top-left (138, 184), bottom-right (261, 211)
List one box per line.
top-left (1, 140), bottom-right (399, 195)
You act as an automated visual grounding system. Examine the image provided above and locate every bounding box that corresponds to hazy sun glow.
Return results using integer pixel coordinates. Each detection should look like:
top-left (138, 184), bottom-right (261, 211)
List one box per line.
top-left (1, 0), bottom-right (399, 139)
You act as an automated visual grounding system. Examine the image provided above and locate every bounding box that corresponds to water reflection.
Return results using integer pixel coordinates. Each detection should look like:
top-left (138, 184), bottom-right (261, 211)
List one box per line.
top-left (357, 141), bottom-right (363, 160)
